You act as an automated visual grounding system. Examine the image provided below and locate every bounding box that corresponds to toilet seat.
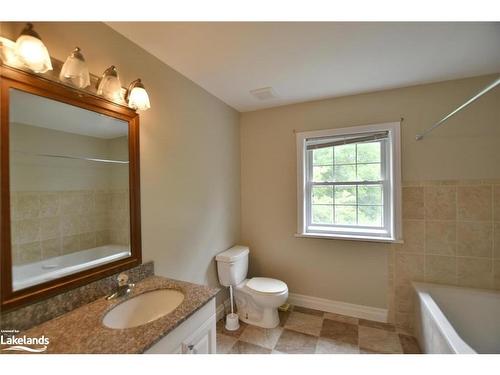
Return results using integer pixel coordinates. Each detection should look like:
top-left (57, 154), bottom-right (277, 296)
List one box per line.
top-left (246, 277), bottom-right (288, 295)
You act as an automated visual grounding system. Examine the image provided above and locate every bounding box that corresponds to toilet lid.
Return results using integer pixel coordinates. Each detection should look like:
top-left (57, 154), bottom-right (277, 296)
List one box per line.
top-left (246, 277), bottom-right (287, 294)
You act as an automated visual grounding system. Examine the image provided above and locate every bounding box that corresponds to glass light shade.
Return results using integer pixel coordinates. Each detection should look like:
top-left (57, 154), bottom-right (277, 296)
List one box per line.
top-left (15, 24), bottom-right (52, 73)
top-left (128, 82), bottom-right (151, 111)
top-left (97, 66), bottom-right (123, 102)
top-left (59, 47), bottom-right (90, 88)
top-left (0, 37), bottom-right (23, 67)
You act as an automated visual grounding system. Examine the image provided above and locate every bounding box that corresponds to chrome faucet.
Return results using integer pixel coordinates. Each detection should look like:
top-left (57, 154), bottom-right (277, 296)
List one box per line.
top-left (106, 273), bottom-right (135, 300)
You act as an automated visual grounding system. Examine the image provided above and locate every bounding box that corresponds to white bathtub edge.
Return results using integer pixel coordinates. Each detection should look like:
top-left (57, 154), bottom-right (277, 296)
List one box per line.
top-left (412, 282), bottom-right (476, 354)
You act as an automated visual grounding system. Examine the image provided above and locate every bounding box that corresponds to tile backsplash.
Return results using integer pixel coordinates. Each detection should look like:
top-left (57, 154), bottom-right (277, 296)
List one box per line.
top-left (388, 180), bottom-right (500, 331)
top-left (10, 189), bottom-right (130, 265)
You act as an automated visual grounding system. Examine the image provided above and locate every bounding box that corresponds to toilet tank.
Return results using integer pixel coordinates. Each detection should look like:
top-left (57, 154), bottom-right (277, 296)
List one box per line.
top-left (215, 246), bottom-right (249, 287)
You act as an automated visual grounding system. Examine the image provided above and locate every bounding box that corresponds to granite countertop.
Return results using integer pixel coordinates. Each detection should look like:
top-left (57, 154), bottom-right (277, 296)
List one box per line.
top-left (19, 276), bottom-right (219, 354)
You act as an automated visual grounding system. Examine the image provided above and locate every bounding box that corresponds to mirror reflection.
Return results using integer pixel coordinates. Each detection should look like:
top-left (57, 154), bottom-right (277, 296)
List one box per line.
top-left (9, 88), bottom-right (131, 291)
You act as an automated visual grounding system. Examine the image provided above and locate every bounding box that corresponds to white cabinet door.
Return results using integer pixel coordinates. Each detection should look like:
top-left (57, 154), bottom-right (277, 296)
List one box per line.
top-left (144, 299), bottom-right (216, 354)
top-left (182, 314), bottom-right (216, 354)
top-left (183, 333), bottom-right (209, 354)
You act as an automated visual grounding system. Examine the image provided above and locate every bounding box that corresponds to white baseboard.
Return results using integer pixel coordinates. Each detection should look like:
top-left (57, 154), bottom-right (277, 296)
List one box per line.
top-left (288, 293), bottom-right (388, 323)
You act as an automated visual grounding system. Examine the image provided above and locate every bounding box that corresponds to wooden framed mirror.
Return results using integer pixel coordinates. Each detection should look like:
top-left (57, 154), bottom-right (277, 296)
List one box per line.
top-left (1, 65), bottom-right (142, 310)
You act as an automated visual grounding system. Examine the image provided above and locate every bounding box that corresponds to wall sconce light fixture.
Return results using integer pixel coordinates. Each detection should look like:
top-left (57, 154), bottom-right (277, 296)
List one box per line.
top-left (15, 23), bottom-right (53, 73)
top-left (97, 65), bottom-right (123, 101)
top-left (126, 79), bottom-right (151, 111)
top-left (0, 37), bottom-right (22, 67)
top-left (59, 47), bottom-right (90, 89)
top-left (1, 24), bottom-right (153, 109)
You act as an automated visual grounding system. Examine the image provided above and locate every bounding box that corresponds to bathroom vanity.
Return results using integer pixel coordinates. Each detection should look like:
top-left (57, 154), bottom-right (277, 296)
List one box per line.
top-left (18, 276), bottom-right (219, 354)
top-left (145, 296), bottom-right (216, 354)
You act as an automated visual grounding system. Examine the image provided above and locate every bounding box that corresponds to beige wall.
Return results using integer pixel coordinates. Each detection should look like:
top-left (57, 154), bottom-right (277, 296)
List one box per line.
top-left (240, 74), bottom-right (500, 310)
top-left (10, 123), bottom-right (117, 191)
top-left (1, 22), bottom-right (241, 295)
top-left (108, 136), bottom-right (129, 189)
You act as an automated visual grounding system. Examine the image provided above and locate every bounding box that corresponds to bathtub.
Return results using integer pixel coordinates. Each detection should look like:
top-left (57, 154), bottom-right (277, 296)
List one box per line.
top-left (13, 245), bottom-right (130, 291)
top-left (413, 282), bottom-right (500, 354)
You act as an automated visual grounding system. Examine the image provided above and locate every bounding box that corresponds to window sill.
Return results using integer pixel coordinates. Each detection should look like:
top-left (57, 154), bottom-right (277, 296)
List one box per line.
top-left (294, 232), bottom-right (403, 244)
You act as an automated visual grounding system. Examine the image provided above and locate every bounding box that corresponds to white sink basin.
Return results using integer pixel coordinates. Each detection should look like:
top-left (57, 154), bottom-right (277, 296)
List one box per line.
top-left (103, 289), bottom-right (185, 329)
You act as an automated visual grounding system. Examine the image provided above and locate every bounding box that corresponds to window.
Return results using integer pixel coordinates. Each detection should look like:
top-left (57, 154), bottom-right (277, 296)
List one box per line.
top-left (296, 122), bottom-right (401, 242)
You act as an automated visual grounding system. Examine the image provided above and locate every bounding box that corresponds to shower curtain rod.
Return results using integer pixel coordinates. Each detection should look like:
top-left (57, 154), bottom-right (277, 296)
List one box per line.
top-left (416, 75), bottom-right (500, 141)
top-left (12, 150), bottom-right (129, 164)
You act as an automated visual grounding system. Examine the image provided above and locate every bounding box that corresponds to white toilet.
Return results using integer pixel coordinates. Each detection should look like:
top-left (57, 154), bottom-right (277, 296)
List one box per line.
top-left (216, 245), bottom-right (288, 329)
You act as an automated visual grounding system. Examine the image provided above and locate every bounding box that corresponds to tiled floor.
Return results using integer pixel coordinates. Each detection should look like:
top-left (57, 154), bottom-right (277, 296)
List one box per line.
top-left (216, 305), bottom-right (421, 354)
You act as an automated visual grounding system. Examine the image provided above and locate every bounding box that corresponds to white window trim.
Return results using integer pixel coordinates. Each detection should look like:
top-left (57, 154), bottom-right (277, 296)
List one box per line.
top-left (296, 122), bottom-right (402, 243)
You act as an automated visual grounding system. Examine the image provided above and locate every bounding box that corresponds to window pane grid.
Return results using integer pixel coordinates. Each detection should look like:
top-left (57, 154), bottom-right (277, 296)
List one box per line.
top-left (312, 165), bottom-right (381, 182)
top-left (312, 205), bottom-right (383, 208)
top-left (309, 140), bottom-right (384, 227)
top-left (310, 182), bottom-right (384, 227)
top-left (313, 162), bottom-right (381, 167)
top-left (355, 146), bottom-right (358, 188)
top-left (312, 181), bottom-right (383, 186)
top-left (312, 142), bottom-right (382, 183)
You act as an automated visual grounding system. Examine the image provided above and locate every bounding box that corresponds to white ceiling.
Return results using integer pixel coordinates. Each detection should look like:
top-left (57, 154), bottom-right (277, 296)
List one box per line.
top-left (10, 89), bottom-right (128, 139)
top-left (107, 22), bottom-right (500, 112)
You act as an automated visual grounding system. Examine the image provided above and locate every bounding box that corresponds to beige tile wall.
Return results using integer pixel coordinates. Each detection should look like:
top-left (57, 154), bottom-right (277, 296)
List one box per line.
top-left (11, 189), bottom-right (129, 265)
top-left (390, 180), bottom-right (500, 331)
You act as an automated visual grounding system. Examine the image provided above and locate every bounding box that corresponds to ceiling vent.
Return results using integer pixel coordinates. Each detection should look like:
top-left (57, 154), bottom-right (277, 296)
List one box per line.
top-left (250, 87), bottom-right (277, 100)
